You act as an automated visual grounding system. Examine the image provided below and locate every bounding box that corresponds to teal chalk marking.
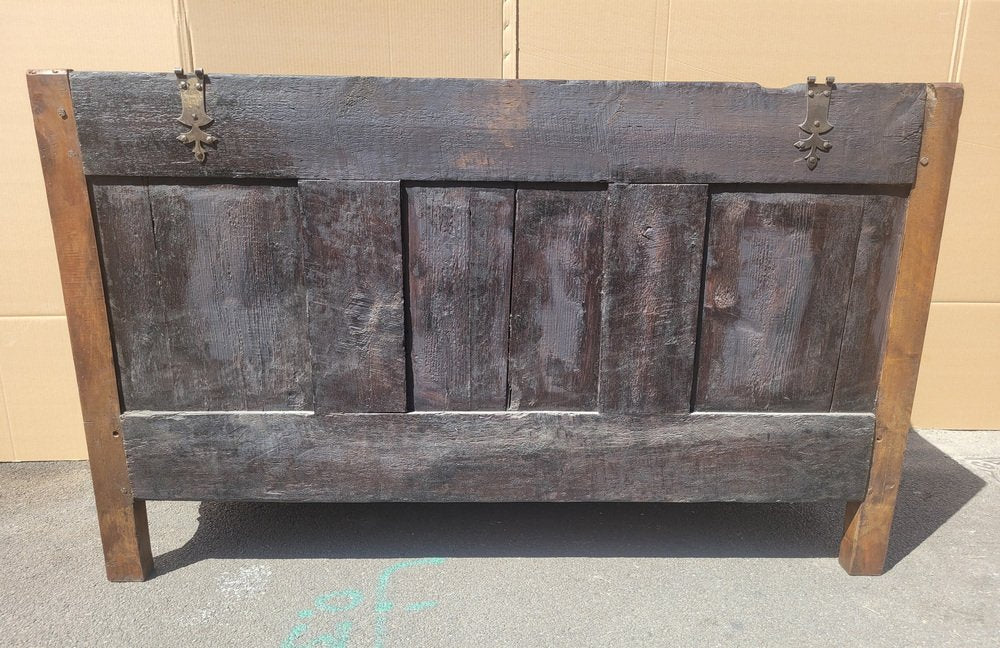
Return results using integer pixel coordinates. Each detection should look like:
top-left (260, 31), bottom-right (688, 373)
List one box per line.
top-left (314, 589), bottom-right (363, 613)
top-left (282, 590), bottom-right (362, 647)
top-left (279, 621), bottom-right (352, 648)
top-left (281, 623), bottom-right (310, 648)
top-left (282, 558), bottom-right (445, 647)
top-left (374, 558), bottom-right (446, 648)
top-left (404, 601), bottom-right (438, 613)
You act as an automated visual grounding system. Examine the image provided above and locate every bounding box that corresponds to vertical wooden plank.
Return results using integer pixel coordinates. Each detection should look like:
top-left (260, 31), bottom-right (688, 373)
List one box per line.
top-left (832, 194), bottom-right (908, 411)
top-left (600, 184), bottom-right (707, 414)
top-left (146, 184), bottom-right (309, 410)
top-left (508, 187), bottom-right (604, 410)
top-left (695, 192), bottom-right (866, 411)
top-left (841, 84), bottom-right (963, 575)
top-left (301, 180), bottom-right (406, 413)
top-left (407, 185), bottom-right (515, 410)
top-left (27, 70), bottom-right (152, 581)
top-left (92, 181), bottom-right (175, 411)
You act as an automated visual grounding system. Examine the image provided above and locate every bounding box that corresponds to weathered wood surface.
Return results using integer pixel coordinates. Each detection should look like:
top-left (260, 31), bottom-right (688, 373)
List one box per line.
top-left (150, 184), bottom-right (310, 410)
top-left (406, 185), bottom-right (515, 410)
top-left (91, 181), bottom-right (173, 410)
top-left (94, 182), bottom-right (311, 410)
top-left (832, 194), bottom-right (908, 411)
top-left (841, 84), bottom-right (963, 576)
top-left (301, 181), bottom-right (407, 412)
top-left (123, 411), bottom-right (875, 502)
top-left (508, 188), bottom-right (605, 410)
top-left (28, 70), bottom-right (152, 581)
top-left (70, 72), bottom-right (926, 185)
top-left (696, 192), bottom-right (866, 411)
top-left (600, 184), bottom-right (707, 414)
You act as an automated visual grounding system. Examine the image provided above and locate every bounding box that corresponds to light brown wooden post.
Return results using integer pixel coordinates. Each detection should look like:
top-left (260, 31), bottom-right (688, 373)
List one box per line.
top-left (27, 70), bottom-right (153, 581)
top-left (840, 83), bottom-right (963, 575)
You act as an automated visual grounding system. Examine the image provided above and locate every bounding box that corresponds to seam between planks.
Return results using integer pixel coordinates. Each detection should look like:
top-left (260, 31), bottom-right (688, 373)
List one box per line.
top-left (828, 195), bottom-right (871, 411)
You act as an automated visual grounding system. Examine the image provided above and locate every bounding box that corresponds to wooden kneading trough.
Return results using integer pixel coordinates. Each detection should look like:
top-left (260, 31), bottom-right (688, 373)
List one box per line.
top-left (27, 70), bottom-right (962, 580)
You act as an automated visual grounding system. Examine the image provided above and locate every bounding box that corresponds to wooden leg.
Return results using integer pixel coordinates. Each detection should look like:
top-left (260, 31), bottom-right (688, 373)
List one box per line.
top-left (28, 70), bottom-right (153, 580)
top-left (85, 418), bottom-right (154, 581)
top-left (839, 425), bottom-right (908, 575)
top-left (838, 84), bottom-right (963, 575)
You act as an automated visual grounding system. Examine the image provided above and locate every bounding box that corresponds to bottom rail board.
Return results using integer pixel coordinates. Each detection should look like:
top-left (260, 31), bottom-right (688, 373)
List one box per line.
top-left (122, 412), bottom-right (874, 502)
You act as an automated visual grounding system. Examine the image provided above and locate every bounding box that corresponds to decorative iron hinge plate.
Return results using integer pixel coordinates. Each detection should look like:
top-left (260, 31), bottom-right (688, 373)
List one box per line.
top-left (174, 68), bottom-right (216, 162)
top-left (794, 76), bottom-right (835, 170)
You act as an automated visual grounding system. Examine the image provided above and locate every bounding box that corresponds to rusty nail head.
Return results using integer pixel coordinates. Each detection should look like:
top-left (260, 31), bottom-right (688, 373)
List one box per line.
top-left (823, 90), bottom-right (831, 97)
top-left (57, 107), bottom-right (67, 119)
top-left (920, 157), bottom-right (930, 166)
top-left (807, 90), bottom-right (815, 97)
top-left (813, 120), bottom-right (821, 127)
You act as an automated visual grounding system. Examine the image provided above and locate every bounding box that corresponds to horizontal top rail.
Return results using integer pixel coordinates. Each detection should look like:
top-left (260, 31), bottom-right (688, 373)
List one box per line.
top-left (69, 72), bottom-right (926, 184)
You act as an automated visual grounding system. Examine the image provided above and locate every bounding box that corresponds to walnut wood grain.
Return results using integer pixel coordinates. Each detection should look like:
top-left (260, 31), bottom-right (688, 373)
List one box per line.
top-left (301, 181), bottom-right (407, 413)
top-left (27, 70), bottom-right (152, 581)
top-left (832, 194), bottom-right (908, 411)
top-left (69, 73), bottom-right (926, 185)
top-left (94, 182), bottom-right (311, 411)
top-left (839, 84), bottom-right (964, 575)
top-left (600, 184), bottom-right (707, 414)
top-left (406, 185), bottom-right (515, 410)
top-left (696, 192), bottom-right (866, 411)
top-left (91, 181), bottom-right (174, 410)
top-left (122, 411), bottom-right (875, 503)
top-left (508, 187), bottom-right (605, 410)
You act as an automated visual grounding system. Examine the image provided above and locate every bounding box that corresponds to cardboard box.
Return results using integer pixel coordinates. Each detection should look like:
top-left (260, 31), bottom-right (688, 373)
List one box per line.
top-left (0, 1), bottom-right (997, 460)
top-left (518, 0), bottom-right (669, 80)
top-left (664, 0), bottom-right (958, 85)
top-left (933, 0), bottom-right (1000, 302)
top-left (182, 0), bottom-right (503, 78)
top-left (913, 304), bottom-right (1000, 430)
top-left (0, 318), bottom-right (86, 460)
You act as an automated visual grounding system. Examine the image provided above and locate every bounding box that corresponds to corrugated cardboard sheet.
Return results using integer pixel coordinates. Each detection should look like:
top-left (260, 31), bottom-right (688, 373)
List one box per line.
top-left (0, 0), bottom-right (996, 459)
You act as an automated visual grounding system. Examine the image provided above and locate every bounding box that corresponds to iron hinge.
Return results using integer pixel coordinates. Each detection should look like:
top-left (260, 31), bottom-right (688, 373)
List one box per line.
top-left (794, 76), bottom-right (835, 170)
top-left (174, 68), bottom-right (217, 162)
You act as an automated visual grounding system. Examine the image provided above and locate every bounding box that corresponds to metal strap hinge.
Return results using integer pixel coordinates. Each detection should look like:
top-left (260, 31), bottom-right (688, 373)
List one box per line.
top-left (175, 68), bottom-right (217, 162)
top-left (794, 75), bottom-right (835, 170)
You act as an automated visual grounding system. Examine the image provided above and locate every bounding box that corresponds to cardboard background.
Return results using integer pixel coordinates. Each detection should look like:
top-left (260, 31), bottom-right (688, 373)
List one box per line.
top-left (1, 0), bottom-right (996, 459)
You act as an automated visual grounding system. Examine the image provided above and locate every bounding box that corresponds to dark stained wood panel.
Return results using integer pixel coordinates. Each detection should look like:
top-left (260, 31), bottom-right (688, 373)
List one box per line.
top-left (832, 195), bottom-right (908, 411)
top-left (70, 72), bottom-right (926, 185)
top-left (406, 185), bottom-right (515, 410)
top-left (695, 192), bottom-right (867, 411)
top-left (147, 183), bottom-right (310, 410)
top-left (301, 180), bottom-right (406, 413)
top-left (508, 188), bottom-right (605, 410)
top-left (123, 411), bottom-right (875, 502)
top-left (600, 184), bottom-right (708, 414)
top-left (94, 182), bottom-right (310, 411)
top-left (92, 181), bottom-right (174, 410)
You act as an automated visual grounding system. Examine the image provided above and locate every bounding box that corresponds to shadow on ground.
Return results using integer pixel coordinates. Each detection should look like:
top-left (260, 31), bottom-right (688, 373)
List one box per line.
top-left (153, 432), bottom-right (985, 576)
